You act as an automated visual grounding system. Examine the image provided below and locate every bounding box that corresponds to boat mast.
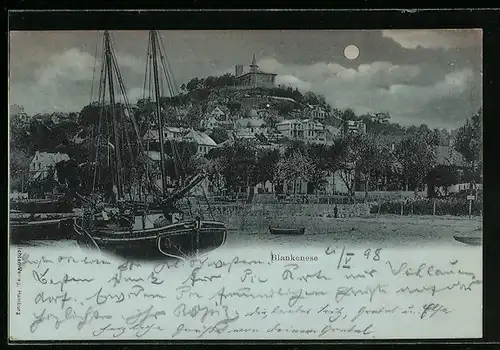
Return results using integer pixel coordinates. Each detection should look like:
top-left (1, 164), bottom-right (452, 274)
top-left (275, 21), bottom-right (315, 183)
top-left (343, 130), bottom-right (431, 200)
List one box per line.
top-left (150, 30), bottom-right (168, 195)
top-left (104, 31), bottom-right (124, 200)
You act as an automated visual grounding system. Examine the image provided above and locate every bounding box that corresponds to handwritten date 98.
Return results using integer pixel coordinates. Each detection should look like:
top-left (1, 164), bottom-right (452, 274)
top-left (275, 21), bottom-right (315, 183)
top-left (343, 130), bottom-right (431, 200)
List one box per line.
top-left (364, 249), bottom-right (382, 262)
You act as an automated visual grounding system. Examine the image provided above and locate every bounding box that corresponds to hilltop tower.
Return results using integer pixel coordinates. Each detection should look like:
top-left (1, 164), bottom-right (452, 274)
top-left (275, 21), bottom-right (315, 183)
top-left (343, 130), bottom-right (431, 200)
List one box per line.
top-left (235, 54), bottom-right (277, 89)
top-left (250, 54), bottom-right (258, 73)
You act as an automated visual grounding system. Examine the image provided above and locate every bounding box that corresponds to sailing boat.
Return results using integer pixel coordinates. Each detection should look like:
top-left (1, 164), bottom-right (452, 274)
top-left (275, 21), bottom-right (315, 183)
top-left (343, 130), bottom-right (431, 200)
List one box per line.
top-left (74, 30), bottom-right (226, 261)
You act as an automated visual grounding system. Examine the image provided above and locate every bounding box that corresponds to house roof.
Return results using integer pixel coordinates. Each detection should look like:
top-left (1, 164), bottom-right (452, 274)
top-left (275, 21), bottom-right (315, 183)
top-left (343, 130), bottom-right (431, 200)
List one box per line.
top-left (434, 145), bottom-right (467, 167)
top-left (184, 129), bottom-right (217, 146)
top-left (235, 118), bottom-right (266, 128)
top-left (211, 107), bottom-right (225, 115)
top-left (145, 151), bottom-right (162, 161)
top-left (31, 152), bottom-right (69, 164)
top-left (143, 130), bottom-right (160, 140)
top-left (269, 96), bottom-right (297, 103)
top-left (143, 128), bottom-right (185, 140)
top-left (277, 119), bottom-right (302, 125)
top-left (165, 127), bottom-right (184, 133)
top-left (237, 71), bottom-right (278, 79)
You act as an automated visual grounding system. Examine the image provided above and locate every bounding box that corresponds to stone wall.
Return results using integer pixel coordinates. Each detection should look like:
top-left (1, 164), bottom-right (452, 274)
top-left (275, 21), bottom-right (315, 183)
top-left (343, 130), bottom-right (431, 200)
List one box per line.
top-left (197, 203), bottom-right (371, 231)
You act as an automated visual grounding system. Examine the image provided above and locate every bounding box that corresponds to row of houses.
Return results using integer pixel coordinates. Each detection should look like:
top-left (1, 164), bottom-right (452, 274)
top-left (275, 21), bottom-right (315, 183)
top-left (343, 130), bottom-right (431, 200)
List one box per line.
top-left (25, 129), bottom-right (471, 198)
top-left (200, 102), bottom-right (329, 125)
top-left (201, 114), bottom-right (345, 145)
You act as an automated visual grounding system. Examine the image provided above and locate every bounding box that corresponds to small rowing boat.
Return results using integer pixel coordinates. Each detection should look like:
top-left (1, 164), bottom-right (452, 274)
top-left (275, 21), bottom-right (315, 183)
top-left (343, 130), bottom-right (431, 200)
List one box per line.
top-left (269, 227), bottom-right (305, 235)
top-left (453, 234), bottom-right (482, 246)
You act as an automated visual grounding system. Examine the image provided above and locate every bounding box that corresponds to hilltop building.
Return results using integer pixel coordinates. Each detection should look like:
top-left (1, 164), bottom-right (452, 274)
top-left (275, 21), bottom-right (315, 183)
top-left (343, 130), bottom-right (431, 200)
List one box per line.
top-left (235, 54), bottom-right (277, 89)
top-left (10, 104), bottom-right (31, 124)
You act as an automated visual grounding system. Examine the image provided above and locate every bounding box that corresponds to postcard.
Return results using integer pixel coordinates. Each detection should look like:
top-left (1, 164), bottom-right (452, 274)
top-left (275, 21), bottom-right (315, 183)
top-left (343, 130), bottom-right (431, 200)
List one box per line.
top-left (8, 28), bottom-right (483, 340)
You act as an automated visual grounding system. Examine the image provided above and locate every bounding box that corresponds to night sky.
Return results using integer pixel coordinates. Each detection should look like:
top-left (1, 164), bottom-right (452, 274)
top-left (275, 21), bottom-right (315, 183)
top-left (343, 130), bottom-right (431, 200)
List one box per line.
top-left (9, 29), bottom-right (482, 130)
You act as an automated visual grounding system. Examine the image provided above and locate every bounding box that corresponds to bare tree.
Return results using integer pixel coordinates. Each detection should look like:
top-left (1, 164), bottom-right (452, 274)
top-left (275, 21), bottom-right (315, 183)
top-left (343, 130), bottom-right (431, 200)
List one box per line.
top-left (276, 151), bottom-right (315, 194)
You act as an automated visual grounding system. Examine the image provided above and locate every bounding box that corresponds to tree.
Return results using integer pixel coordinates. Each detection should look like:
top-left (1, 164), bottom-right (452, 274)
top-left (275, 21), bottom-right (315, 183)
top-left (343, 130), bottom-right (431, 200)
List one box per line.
top-left (9, 147), bottom-right (31, 192)
top-left (184, 104), bottom-right (204, 128)
top-left (206, 142), bottom-right (258, 196)
top-left (209, 127), bottom-right (229, 144)
top-left (186, 77), bottom-right (203, 91)
top-left (341, 108), bottom-right (357, 121)
top-left (276, 151), bottom-right (315, 194)
top-left (425, 165), bottom-right (460, 197)
top-left (334, 133), bottom-right (365, 201)
top-left (163, 141), bottom-right (199, 182)
top-left (55, 159), bottom-right (81, 191)
top-left (284, 140), bottom-right (307, 157)
top-left (454, 107), bottom-right (482, 186)
top-left (278, 103), bottom-right (294, 116)
top-left (79, 103), bottom-right (102, 126)
top-left (394, 133), bottom-right (437, 193)
top-left (227, 101), bottom-right (241, 113)
top-left (306, 144), bottom-right (330, 194)
top-left (281, 142), bottom-right (330, 194)
top-left (256, 149), bottom-right (280, 186)
top-left (355, 134), bottom-right (390, 201)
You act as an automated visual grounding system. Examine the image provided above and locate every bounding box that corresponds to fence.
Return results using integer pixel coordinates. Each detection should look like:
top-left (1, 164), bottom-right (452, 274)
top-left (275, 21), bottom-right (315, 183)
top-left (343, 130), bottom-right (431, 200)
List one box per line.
top-left (370, 198), bottom-right (483, 217)
top-left (205, 191), bottom-right (428, 205)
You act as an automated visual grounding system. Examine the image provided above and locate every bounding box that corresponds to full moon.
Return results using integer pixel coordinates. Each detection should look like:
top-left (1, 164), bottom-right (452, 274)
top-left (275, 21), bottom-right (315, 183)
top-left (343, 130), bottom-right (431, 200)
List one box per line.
top-left (344, 44), bottom-right (360, 60)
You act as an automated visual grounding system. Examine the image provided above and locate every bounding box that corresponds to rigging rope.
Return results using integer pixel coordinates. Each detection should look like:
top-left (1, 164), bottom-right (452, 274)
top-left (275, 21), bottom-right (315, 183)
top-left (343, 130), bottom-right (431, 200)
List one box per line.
top-left (201, 180), bottom-right (215, 221)
top-left (151, 30), bottom-right (198, 217)
top-left (158, 34), bottom-right (180, 96)
top-left (89, 32), bottom-right (100, 105)
top-left (92, 46), bottom-right (107, 192)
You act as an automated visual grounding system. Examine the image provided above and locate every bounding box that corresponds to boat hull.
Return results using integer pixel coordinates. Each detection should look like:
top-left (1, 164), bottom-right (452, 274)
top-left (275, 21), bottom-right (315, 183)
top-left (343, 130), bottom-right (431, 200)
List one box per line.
top-left (74, 219), bottom-right (227, 261)
top-left (269, 227), bottom-right (305, 235)
top-left (10, 198), bottom-right (74, 213)
top-left (453, 235), bottom-right (482, 246)
top-left (10, 216), bottom-right (76, 243)
top-left (157, 221), bottom-right (227, 261)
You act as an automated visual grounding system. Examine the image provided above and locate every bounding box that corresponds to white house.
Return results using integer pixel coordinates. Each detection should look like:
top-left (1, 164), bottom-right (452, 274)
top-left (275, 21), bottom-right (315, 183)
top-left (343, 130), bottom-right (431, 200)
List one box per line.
top-left (345, 120), bottom-right (367, 135)
top-left (199, 116), bottom-right (220, 131)
top-left (209, 106), bottom-right (226, 119)
top-left (30, 151), bottom-right (70, 180)
top-left (234, 118), bottom-right (267, 139)
top-left (302, 119), bottom-right (327, 143)
top-left (143, 127), bottom-right (186, 143)
top-left (325, 125), bottom-right (341, 138)
top-left (183, 129), bottom-right (218, 155)
top-left (277, 119), bottom-right (305, 140)
top-left (307, 105), bottom-right (327, 120)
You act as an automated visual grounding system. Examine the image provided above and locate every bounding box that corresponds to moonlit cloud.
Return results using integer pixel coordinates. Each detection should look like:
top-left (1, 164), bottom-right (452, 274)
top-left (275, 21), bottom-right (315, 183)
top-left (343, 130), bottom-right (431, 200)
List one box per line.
top-left (9, 30), bottom-right (481, 130)
top-left (381, 29), bottom-right (481, 50)
top-left (276, 74), bottom-right (312, 91)
top-left (255, 57), bottom-right (479, 129)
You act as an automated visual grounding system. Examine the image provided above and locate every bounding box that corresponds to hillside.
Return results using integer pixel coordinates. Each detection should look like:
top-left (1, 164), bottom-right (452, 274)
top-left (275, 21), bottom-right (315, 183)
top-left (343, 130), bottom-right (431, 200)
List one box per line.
top-left (152, 74), bottom-right (333, 127)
